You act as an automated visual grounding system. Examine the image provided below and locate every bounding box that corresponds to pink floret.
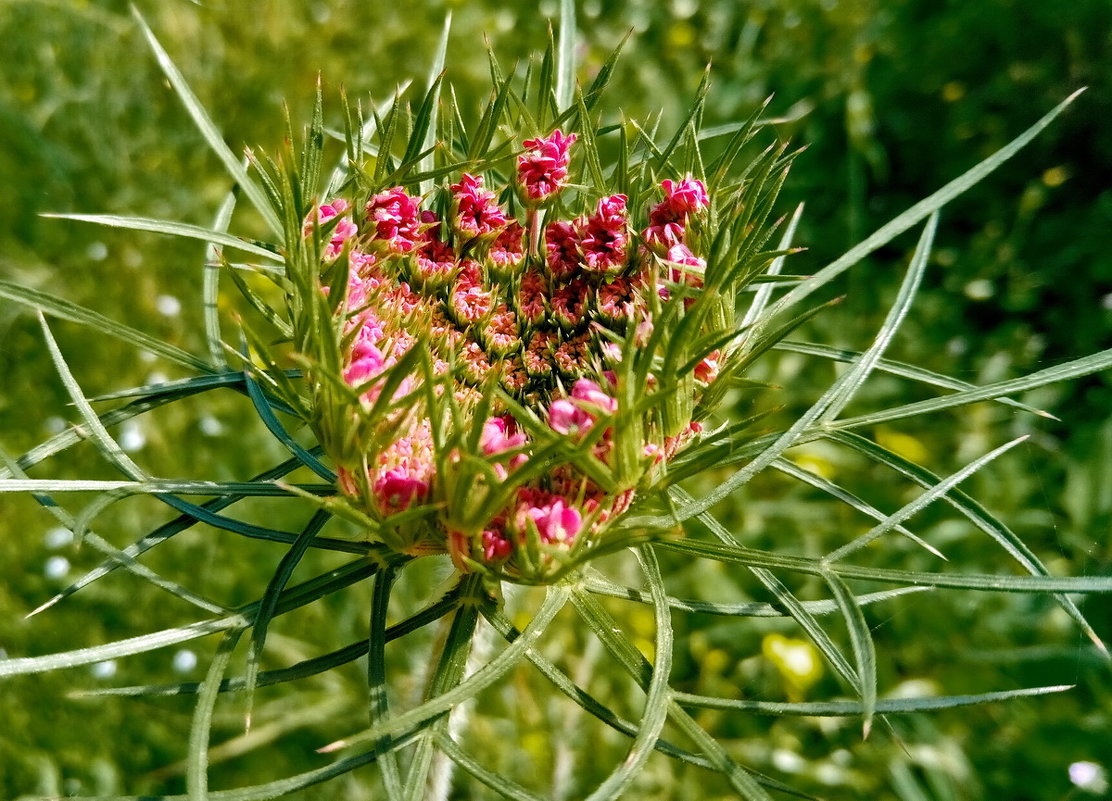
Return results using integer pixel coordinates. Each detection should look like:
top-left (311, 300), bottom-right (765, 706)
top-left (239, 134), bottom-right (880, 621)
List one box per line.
top-left (518, 130), bottom-right (577, 202)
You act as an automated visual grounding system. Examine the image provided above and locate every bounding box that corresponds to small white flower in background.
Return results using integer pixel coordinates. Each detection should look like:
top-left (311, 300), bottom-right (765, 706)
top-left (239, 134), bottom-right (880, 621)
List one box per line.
top-left (43, 526), bottom-right (74, 550)
top-left (155, 294), bottom-right (181, 316)
top-left (90, 660), bottom-right (117, 679)
top-left (198, 414), bottom-right (224, 437)
top-left (172, 649), bottom-right (198, 673)
top-left (1069, 761), bottom-right (1108, 794)
top-left (118, 419), bottom-right (146, 452)
top-left (86, 241), bottom-right (108, 261)
top-left (42, 416), bottom-right (67, 435)
top-left (44, 555), bottom-right (70, 580)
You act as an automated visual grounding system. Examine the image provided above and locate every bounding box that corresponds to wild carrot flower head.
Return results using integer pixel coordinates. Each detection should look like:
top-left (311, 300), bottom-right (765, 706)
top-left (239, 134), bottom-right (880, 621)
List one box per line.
top-left (296, 120), bottom-right (782, 580)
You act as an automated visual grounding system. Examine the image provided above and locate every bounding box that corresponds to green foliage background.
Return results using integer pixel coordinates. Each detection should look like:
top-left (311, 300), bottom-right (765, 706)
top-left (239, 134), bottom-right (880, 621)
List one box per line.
top-left (0, 1), bottom-right (1109, 799)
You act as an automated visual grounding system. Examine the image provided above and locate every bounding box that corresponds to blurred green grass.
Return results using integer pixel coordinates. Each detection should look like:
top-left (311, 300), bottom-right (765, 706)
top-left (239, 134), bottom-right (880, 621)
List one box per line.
top-left (1, 1), bottom-right (1110, 799)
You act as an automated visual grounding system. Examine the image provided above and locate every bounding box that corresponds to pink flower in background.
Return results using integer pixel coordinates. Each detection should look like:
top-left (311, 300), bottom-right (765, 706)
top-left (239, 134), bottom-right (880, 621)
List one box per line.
top-left (365, 187), bottom-right (422, 253)
top-left (451, 173), bottom-right (509, 238)
top-left (518, 129), bottom-right (577, 201)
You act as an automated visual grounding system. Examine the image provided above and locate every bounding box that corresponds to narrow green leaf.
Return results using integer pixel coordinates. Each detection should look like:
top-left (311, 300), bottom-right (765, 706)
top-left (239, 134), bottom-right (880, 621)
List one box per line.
top-left (188, 628), bottom-right (245, 801)
top-left (582, 573), bottom-right (929, 617)
top-left (43, 212), bottom-right (286, 263)
top-left (834, 347), bottom-right (1112, 430)
top-left (581, 548), bottom-right (673, 801)
top-left (369, 568), bottom-right (404, 799)
top-left (822, 570), bottom-right (877, 738)
top-left (819, 211), bottom-right (937, 422)
top-left (77, 590), bottom-right (457, 699)
top-left (652, 537), bottom-right (1112, 594)
top-left (204, 189), bottom-right (238, 368)
top-left (0, 279), bottom-right (214, 374)
top-left (0, 446), bottom-right (229, 617)
top-left (243, 509), bottom-right (332, 732)
top-left (25, 456), bottom-right (308, 616)
top-left (318, 585), bottom-right (569, 755)
top-left (773, 340), bottom-right (1052, 418)
top-left (739, 203), bottom-right (804, 330)
top-left (0, 558), bottom-right (385, 678)
top-left (763, 90), bottom-right (1085, 321)
top-left (826, 429), bottom-right (1109, 658)
top-left (772, 458), bottom-right (945, 560)
top-left (132, 7), bottom-right (283, 238)
top-left (674, 684), bottom-right (1074, 716)
top-left (242, 356), bottom-right (334, 481)
top-left (824, 436), bottom-right (1026, 563)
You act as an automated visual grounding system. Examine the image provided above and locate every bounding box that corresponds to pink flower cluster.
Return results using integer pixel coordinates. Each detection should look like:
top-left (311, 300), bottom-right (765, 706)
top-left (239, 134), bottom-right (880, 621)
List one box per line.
top-left (304, 130), bottom-right (718, 578)
top-left (518, 130), bottom-right (577, 202)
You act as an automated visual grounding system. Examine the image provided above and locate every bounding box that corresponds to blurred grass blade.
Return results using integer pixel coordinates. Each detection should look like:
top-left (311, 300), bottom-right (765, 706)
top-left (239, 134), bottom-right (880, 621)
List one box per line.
top-left (555, 0), bottom-right (576, 110)
top-left (132, 6), bottom-right (284, 238)
top-left (418, 12), bottom-right (451, 196)
top-left (435, 732), bottom-right (546, 801)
